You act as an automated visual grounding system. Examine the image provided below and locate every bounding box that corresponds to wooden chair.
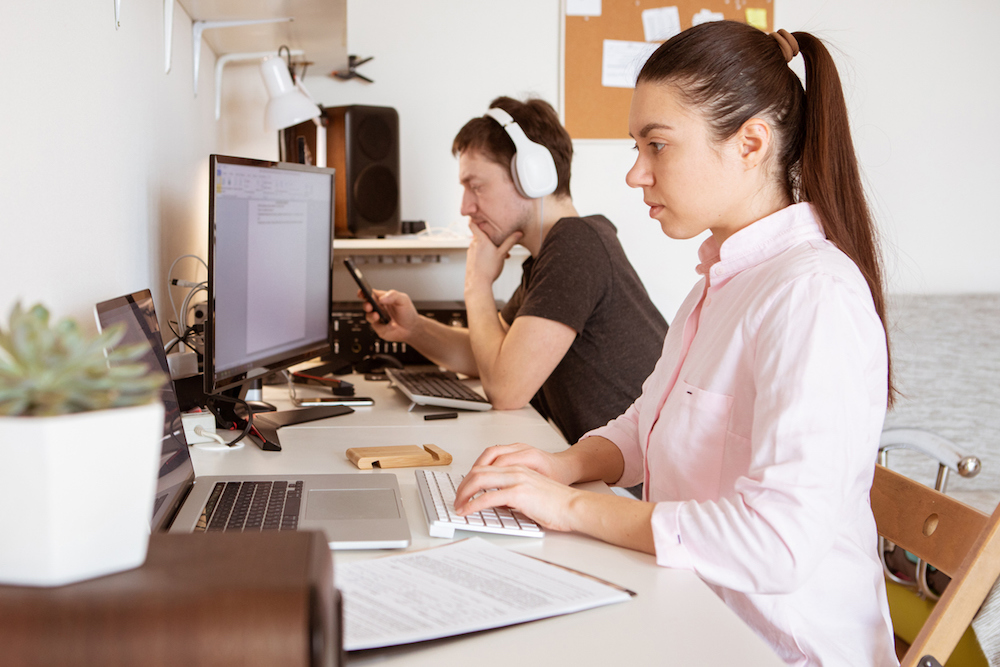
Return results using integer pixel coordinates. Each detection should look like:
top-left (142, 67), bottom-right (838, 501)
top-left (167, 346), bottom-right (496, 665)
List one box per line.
top-left (873, 428), bottom-right (1000, 667)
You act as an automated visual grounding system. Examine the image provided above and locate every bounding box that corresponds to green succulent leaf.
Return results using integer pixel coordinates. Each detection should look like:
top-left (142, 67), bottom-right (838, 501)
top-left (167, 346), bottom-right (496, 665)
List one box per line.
top-left (0, 302), bottom-right (165, 417)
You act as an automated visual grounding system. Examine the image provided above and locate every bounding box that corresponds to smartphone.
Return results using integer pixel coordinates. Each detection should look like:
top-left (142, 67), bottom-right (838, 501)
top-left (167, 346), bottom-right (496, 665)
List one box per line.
top-left (343, 258), bottom-right (391, 324)
top-left (293, 396), bottom-right (375, 407)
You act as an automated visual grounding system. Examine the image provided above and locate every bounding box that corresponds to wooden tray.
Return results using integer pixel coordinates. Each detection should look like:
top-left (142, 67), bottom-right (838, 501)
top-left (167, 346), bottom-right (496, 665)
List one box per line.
top-left (346, 444), bottom-right (452, 469)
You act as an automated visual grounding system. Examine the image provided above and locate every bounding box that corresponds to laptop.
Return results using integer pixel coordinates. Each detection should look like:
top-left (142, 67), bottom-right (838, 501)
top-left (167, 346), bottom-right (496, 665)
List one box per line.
top-left (94, 290), bottom-right (411, 550)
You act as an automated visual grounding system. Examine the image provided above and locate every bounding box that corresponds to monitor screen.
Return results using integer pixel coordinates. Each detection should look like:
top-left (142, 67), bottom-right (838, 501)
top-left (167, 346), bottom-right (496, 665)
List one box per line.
top-left (95, 289), bottom-right (194, 533)
top-left (205, 155), bottom-right (336, 396)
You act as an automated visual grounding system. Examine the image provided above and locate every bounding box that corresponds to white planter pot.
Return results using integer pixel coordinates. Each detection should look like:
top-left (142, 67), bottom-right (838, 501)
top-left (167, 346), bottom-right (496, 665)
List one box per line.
top-left (0, 402), bottom-right (165, 587)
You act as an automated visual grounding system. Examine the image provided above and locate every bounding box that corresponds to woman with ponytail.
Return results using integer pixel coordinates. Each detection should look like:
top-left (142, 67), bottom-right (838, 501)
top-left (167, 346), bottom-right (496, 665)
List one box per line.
top-left (454, 21), bottom-right (897, 665)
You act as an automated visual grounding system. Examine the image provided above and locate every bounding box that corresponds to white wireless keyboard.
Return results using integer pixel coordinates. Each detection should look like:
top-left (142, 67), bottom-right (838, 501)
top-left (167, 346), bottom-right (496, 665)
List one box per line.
top-left (415, 469), bottom-right (544, 539)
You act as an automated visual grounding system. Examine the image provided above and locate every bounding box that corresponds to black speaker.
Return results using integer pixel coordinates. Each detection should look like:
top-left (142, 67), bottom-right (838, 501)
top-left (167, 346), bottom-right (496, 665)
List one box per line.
top-left (325, 105), bottom-right (401, 238)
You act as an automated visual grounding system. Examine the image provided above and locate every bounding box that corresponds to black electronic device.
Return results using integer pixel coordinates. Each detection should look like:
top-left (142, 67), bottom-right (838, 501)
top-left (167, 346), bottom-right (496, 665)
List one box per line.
top-left (354, 354), bottom-right (404, 374)
top-left (325, 105), bottom-right (400, 238)
top-left (329, 301), bottom-right (472, 368)
top-left (343, 258), bottom-right (391, 323)
top-left (204, 154), bottom-right (343, 446)
top-left (290, 369), bottom-right (355, 396)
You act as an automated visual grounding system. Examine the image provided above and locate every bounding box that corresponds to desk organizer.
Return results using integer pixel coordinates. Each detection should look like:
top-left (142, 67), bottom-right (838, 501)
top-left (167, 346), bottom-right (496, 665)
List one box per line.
top-left (347, 444), bottom-right (452, 469)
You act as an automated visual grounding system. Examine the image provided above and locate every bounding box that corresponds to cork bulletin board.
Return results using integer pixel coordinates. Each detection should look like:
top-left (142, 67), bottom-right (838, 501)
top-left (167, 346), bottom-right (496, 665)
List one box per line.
top-left (563, 1), bottom-right (774, 139)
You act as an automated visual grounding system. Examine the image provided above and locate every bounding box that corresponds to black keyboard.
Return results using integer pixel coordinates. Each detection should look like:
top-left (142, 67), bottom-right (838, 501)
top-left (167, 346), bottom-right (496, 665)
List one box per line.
top-left (194, 480), bottom-right (303, 532)
top-left (385, 368), bottom-right (492, 411)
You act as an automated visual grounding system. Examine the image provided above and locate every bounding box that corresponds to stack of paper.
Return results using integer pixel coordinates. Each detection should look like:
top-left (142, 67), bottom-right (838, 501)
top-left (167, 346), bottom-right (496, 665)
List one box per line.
top-left (337, 537), bottom-right (633, 651)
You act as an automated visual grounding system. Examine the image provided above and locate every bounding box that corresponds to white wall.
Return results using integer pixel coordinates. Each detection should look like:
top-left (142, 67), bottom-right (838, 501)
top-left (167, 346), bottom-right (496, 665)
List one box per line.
top-left (1, 0), bottom-right (997, 334)
top-left (0, 2), bottom-right (217, 328)
top-left (776, 1), bottom-right (1000, 295)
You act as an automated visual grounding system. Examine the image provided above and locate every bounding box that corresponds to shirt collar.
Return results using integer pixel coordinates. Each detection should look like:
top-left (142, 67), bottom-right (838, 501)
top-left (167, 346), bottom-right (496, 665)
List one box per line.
top-left (696, 203), bottom-right (825, 284)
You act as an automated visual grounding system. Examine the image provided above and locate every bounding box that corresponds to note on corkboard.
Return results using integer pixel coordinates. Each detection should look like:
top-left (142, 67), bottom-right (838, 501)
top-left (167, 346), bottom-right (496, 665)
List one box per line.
top-left (564, 1), bottom-right (774, 139)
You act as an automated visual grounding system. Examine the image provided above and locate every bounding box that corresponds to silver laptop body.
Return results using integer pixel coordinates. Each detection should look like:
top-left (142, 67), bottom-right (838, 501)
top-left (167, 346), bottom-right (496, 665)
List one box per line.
top-left (95, 290), bottom-right (410, 550)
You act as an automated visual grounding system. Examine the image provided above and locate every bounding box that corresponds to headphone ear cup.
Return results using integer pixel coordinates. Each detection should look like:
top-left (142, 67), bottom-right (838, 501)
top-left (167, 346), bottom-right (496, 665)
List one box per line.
top-left (484, 106), bottom-right (558, 199)
top-left (509, 154), bottom-right (529, 199)
top-left (510, 144), bottom-right (557, 199)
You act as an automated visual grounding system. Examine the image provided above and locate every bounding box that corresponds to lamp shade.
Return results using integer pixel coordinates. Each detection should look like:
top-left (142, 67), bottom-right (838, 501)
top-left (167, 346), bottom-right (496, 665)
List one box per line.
top-left (260, 56), bottom-right (321, 132)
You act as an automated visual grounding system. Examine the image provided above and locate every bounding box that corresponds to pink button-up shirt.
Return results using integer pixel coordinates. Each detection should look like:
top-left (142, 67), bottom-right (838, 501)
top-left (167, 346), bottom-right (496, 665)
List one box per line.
top-left (588, 204), bottom-right (897, 666)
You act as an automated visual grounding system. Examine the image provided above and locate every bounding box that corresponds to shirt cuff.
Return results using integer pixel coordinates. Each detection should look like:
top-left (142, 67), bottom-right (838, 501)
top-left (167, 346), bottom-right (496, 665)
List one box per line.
top-left (652, 502), bottom-right (694, 570)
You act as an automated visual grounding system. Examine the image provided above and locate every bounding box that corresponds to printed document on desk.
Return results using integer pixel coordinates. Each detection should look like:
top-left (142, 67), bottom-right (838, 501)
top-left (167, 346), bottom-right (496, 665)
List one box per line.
top-left (338, 537), bottom-right (633, 651)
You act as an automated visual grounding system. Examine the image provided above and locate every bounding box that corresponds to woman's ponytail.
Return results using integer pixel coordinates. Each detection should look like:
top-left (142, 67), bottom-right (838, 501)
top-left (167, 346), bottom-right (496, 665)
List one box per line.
top-left (795, 32), bottom-right (894, 405)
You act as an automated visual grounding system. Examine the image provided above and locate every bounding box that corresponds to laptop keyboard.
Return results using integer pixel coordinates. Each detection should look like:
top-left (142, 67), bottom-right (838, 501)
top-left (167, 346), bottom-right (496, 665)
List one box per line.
top-left (194, 480), bottom-right (303, 532)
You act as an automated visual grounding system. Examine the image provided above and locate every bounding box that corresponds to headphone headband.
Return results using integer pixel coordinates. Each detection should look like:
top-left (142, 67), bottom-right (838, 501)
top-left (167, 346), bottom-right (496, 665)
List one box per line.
top-left (483, 106), bottom-right (558, 199)
top-left (484, 107), bottom-right (515, 127)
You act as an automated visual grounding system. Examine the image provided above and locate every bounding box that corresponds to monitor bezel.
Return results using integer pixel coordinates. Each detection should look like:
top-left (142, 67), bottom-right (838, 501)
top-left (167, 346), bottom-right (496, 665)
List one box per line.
top-left (204, 154), bottom-right (336, 397)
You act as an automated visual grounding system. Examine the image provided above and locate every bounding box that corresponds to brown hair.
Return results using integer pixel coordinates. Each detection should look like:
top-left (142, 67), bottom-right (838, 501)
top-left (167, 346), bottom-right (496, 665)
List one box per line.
top-left (636, 21), bottom-right (894, 405)
top-left (452, 97), bottom-right (573, 199)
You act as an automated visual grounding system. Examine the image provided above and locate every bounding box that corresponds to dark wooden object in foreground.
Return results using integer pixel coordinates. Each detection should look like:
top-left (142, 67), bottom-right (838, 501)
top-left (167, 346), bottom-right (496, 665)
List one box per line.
top-left (0, 531), bottom-right (341, 667)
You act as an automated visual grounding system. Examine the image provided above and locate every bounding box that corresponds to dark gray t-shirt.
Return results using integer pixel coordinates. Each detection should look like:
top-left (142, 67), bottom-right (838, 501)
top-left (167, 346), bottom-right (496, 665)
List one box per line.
top-left (500, 215), bottom-right (668, 443)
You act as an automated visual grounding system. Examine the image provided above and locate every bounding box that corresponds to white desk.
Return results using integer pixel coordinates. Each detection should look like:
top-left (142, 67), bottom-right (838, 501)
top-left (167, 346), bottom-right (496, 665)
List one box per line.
top-left (190, 374), bottom-right (783, 666)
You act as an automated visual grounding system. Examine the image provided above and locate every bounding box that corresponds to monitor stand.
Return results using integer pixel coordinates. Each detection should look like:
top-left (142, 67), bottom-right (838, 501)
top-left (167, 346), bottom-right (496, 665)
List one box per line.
top-left (209, 382), bottom-right (273, 430)
top-left (243, 378), bottom-right (276, 413)
top-left (207, 381), bottom-right (353, 451)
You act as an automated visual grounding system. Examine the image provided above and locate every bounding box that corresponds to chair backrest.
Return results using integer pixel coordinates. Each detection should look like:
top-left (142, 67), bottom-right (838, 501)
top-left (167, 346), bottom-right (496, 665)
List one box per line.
top-left (872, 464), bottom-right (1000, 666)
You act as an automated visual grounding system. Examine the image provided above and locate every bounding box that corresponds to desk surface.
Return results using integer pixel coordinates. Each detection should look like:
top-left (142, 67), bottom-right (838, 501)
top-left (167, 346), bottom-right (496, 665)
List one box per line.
top-left (191, 373), bottom-right (782, 666)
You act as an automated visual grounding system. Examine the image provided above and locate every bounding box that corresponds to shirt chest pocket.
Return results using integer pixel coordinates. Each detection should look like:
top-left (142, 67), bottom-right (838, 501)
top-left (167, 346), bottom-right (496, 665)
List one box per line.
top-left (646, 380), bottom-right (735, 502)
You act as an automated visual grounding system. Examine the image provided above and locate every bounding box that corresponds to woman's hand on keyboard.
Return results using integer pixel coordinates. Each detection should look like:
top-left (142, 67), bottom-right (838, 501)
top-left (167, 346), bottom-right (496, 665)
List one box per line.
top-left (454, 441), bottom-right (655, 553)
top-left (466, 442), bottom-right (576, 485)
top-left (453, 462), bottom-right (580, 533)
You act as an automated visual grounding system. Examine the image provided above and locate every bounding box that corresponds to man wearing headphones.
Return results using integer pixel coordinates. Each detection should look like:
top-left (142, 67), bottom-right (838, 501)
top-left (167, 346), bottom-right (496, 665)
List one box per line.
top-left (363, 96), bottom-right (668, 450)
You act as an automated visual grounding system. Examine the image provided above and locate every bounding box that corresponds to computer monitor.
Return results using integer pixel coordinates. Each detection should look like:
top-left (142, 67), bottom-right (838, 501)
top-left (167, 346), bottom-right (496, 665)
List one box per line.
top-left (205, 154), bottom-right (336, 404)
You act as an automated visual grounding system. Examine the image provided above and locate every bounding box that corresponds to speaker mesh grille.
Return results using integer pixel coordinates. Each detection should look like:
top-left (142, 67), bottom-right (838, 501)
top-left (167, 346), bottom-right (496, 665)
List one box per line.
top-left (357, 117), bottom-right (393, 161)
top-left (354, 165), bottom-right (399, 223)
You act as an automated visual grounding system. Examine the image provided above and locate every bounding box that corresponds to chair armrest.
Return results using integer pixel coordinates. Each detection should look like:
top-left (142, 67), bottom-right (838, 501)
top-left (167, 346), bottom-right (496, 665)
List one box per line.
top-left (880, 427), bottom-right (981, 479)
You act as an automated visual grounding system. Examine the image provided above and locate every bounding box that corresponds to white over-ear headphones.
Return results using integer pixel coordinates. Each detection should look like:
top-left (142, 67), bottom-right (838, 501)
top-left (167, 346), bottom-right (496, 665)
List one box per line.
top-left (484, 107), bottom-right (558, 199)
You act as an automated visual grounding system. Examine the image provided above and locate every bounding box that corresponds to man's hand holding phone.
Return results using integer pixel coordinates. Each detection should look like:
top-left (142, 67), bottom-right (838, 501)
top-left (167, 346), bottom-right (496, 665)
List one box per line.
top-left (344, 258), bottom-right (392, 323)
top-left (359, 288), bottom-right (421, 342)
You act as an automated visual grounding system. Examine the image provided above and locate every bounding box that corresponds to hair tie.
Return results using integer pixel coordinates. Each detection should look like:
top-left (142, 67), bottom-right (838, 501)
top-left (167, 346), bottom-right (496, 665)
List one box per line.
top-left (770, 29), bottom-right (799, 63)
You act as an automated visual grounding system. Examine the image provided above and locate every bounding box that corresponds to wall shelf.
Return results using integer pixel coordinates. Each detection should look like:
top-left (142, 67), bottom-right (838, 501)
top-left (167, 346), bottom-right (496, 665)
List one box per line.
top-left (333, 236), bottom-right (529, 265)
top-left (172, 0), bottom-right (347, 93)
top-left (334, 237), bottom-right (470, 254)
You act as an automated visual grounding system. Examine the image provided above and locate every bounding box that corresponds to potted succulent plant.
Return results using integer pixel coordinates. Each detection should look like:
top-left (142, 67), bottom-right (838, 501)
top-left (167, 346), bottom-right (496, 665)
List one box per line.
top-left (0, 303), bottom-right (165, 587)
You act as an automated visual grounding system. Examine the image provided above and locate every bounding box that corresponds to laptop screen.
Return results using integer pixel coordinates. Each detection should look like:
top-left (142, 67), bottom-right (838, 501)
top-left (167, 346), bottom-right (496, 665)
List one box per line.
top-left (94, 289), bottom-right (195, 533)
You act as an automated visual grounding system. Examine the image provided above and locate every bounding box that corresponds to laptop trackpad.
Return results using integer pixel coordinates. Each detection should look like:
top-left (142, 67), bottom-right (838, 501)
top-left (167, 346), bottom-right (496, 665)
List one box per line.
top-left (306, 489), bottom-right (400, 520)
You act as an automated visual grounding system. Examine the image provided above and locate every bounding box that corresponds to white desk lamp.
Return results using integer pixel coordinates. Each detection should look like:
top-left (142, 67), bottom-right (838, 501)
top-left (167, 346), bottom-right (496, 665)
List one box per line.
top-left (260, 53), bottom-right (321, 132)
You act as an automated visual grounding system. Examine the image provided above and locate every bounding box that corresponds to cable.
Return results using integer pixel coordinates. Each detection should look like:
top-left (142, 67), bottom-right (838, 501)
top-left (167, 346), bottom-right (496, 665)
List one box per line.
top-left (179, 283), bottom-right (207, 331)
top-left (192, 425), bottom-right (243, 451)
top-left (205, 393), bottom-right (254, 447)
top-left (167, 254), bottom-right (208, 328)
top-left (416, 223), bottom-right (471, 240)
top-left (538, 197), bottom-right (545, 248)
top-left (164, 323), bottom-right (200, 354)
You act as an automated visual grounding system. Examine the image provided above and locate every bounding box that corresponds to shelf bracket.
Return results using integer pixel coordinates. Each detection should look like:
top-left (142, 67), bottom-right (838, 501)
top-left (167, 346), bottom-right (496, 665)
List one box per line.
top-left (164, 0), bottom-right (174, 73)
top-left (115, 0), bottom-right (122, 29)
top-left (191, 17), bottom-right (293, 96)
top-left (214, 49), bottom-right (303, 120)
